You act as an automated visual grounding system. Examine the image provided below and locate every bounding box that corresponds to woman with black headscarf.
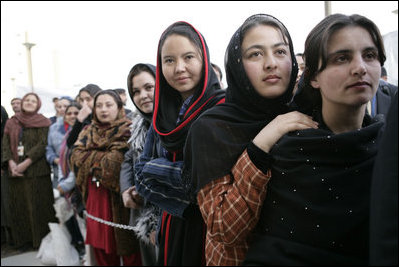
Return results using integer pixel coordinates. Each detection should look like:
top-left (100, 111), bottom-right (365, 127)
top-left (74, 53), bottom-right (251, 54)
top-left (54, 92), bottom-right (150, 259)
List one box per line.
top-left (119, 63), bottom-right (158, 265)
top-left (243, 13), bottom-right (386, 265)
top-left (134, 21), bottom-right (225, 265)
top-left (182, 14), bottom-right (317, 266)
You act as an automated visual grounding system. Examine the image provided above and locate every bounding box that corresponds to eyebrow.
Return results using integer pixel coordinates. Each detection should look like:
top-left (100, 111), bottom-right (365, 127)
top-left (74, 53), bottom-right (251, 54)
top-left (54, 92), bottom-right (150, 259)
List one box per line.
top-left (162, 51), bottom-right (197, 60)
top-left (327, 46), bottom-right (378, 58)
top-left (243, 42), bottom-right (287, 54)
top-left (133, 82), bottom-right (153, 90)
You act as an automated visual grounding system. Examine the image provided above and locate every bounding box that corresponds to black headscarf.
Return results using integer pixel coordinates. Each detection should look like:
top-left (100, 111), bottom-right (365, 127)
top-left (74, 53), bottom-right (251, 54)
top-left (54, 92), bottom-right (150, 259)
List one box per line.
top-left (152, 21), bottom-right (225, 153)
top-left (183, 14), bottom-right (298, 199)
top-left (127, 63), bottom-right (156, 123)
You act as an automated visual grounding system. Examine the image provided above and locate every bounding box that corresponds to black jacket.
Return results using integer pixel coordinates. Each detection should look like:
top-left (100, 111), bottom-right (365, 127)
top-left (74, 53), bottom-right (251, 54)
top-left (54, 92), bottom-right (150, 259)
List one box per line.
top-left (374, 80), bottom-right (397, 116)
top-left (66, 114), bottom-right (92, 148)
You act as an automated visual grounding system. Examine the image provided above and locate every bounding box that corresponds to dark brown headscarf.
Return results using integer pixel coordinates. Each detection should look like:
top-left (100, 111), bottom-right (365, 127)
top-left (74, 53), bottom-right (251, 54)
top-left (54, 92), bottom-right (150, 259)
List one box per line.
top-left (3, 92), bottom-right (51, 162)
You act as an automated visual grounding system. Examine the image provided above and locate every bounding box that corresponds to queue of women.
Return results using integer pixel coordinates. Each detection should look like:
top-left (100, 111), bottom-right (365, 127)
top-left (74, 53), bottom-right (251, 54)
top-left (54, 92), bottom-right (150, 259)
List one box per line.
top-left (1, 12), bottom-right (397, 266)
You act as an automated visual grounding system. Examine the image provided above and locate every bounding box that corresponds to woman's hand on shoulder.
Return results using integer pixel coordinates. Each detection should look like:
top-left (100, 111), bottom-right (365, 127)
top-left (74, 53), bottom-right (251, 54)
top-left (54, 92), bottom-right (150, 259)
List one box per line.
top-left (253, 111), bottom-right (318, 153)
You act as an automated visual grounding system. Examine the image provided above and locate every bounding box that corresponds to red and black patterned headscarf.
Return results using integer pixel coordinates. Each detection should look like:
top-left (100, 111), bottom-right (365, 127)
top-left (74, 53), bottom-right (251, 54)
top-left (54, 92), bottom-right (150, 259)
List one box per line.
top-left (152, 21), bottom-right (225, 153)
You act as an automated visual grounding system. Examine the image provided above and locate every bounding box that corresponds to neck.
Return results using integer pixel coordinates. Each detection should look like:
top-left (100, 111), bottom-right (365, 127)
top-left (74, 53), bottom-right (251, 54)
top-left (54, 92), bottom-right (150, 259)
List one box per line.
top-left (321, 103), bottom-right (366, 134)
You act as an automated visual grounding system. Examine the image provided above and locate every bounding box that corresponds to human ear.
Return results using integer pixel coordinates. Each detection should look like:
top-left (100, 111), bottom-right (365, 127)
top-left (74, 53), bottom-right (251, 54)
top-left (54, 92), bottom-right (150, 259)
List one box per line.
top-left (310, 77), bottom-right (320, 89)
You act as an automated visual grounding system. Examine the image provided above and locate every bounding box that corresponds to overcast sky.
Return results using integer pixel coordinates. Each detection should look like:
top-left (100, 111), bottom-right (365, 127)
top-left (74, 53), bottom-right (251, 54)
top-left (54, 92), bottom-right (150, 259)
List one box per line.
top-left (1, 1), bottom-right (398, 116)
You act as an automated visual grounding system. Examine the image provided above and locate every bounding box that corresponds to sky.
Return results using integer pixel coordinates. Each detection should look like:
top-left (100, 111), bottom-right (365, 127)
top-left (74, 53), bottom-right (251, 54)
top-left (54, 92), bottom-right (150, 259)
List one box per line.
top-left (1, 1), bottom-right (398, 116)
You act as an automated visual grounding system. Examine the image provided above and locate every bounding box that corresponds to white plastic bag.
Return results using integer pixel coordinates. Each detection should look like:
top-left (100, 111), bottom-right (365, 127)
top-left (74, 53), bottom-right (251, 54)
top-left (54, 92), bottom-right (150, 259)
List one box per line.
top-left (37, 223), bottom-right (80, 266)
top-left (76, 214), bottom-right (86, 239)
top-left (54, 197), bottom-right (74, 224)
top-left (36, 232), bottom-right (57, 265)
top-left (49, 223), bottom-right (80, 266)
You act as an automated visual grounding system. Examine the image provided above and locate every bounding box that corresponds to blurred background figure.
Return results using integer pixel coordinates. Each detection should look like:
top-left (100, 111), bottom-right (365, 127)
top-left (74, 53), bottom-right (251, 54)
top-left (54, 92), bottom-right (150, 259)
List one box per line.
top-left (46, 96), bottom-right (73, 188)
top-left (212, 62), bottom-right (225, 89)
top-left (55, 102), bottom-right (86, 258)
top-left (380, 66), bottom-right (388, 81)
top-left (49, 97), bottom-right (59, 124)
top-left (293, 53), bottom-right (305, 95)
top-left (2, 92), bottom-right (57, 251)
top-left (10, 98), bottom-right (22, 115)
top-left (66, 84), bottom-right (102, 148)
top-left (366, 67), bottom-right (398, 117)
top-left (114, 88), bottom-right (133, 117)
top-left (49, 96), bottom-right (73, 125)
top-left (1, 105), bottom-right (10, 245)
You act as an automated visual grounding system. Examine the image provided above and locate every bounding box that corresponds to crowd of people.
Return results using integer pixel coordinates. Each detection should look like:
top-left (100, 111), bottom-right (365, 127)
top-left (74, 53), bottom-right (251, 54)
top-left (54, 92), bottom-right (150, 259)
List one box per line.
top-left (1, 12), bottom-right (397, 266)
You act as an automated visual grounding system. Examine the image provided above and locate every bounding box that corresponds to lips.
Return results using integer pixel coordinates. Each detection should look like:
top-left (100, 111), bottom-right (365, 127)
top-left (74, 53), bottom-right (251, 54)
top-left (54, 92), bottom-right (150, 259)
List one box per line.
top-left (176, 76), bottom-right (189, 82)
top-left (141, 101), bottom-right (152, 106)
top-left (346, 81), bottom-right (371, 89)
top-left (263, 75), bottom-right (281, 83)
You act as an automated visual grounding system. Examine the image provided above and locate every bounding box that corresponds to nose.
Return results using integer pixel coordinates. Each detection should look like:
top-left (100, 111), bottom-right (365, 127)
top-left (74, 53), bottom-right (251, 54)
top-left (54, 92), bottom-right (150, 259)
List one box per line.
top-left (140, 90), bottom-right (148, 100)
top-left (264, 54), bottom-right (277, 70)
top-left (351, 54), bottom-right (367, 77)
top-left (175, 59), bottom-right (186, 73)
top-left (98, 105), bottom-right (107, 112)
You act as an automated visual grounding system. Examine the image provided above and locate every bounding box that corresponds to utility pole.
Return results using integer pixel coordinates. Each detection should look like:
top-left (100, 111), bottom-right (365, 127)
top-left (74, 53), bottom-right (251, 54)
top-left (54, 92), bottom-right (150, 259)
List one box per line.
top-left (22, 32), bottom-right (35, 92)
top-left (324, 1), bottom-right (331, 17)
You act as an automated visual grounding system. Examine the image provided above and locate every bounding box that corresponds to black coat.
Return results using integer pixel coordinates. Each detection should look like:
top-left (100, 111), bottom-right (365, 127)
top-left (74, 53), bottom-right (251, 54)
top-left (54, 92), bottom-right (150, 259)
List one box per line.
top-left (374, 80), bottom-right (397, 116)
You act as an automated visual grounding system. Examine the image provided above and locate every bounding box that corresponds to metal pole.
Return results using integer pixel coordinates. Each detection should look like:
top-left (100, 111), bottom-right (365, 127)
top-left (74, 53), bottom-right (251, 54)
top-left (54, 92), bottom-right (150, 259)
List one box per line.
top-left (324, 1), bottom-right (331, 17)
top-left (22, 32), bottom-right (35, 92)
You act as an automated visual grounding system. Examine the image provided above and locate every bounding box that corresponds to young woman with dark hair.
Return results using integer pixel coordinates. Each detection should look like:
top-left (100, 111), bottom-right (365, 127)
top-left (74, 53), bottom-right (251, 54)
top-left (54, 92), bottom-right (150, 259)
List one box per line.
top-left (243, 13), bottom-right (386, 265)
top-left (120, 63), bottom-right (159, 265)
top-left (71, 89), bottom-right (141, 265)
top-left (134, 21), bottom-right (225, 265)
top-left (183, 14), bottom-right (317, 265)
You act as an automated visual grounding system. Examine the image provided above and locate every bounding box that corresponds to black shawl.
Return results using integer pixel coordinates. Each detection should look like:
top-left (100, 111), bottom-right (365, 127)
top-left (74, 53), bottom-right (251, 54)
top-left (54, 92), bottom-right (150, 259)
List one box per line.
top-left (152, 21), bottom-right (225, 153)
top-left (243, 113), bottom-right (384, 265)
top-left (183, 14), bottom-right (298, 199)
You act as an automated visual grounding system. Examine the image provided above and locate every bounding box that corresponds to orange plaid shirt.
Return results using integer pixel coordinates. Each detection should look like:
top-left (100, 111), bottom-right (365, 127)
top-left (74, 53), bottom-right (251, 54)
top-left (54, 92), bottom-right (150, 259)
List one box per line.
top-left (197, 149), bottom-right (271, 266)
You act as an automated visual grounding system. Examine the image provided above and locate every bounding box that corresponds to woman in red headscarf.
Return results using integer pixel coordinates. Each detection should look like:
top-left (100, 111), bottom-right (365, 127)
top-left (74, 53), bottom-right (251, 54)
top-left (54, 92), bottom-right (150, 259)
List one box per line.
top-left (2, 92), bottom-right (57, 249)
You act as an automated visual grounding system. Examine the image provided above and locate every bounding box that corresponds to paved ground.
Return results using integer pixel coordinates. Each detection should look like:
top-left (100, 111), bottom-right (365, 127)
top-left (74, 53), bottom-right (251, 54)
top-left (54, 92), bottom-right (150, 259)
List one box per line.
top-left (1, 243), bottom-right (44, 266)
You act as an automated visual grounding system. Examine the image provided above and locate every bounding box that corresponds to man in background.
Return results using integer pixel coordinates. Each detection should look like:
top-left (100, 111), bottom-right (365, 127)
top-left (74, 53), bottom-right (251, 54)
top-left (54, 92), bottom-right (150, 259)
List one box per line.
top-left (114, 88), bottom-right (132, 116)
top-left (10, 97), bottom-right (22, 114)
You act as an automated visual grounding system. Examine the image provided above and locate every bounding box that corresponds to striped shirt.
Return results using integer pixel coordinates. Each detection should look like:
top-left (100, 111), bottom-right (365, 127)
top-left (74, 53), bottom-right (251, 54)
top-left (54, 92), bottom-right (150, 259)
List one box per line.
top-left (197, 149), bottom-right (271, 266)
